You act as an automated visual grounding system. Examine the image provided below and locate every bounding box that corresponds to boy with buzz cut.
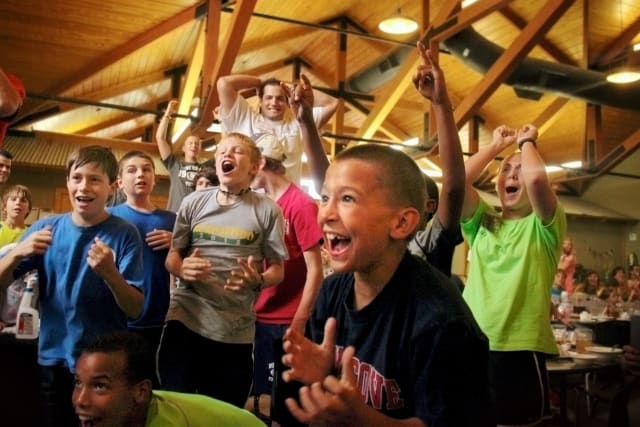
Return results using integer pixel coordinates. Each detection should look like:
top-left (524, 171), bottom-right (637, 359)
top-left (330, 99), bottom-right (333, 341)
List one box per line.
top-left (109, 150), bottom-right (176, 374)
top-left (0, 145), bottom-right (145, 427)
top-left (73, 331), bottom-right (265, 427)
top-left (158, 132), bottom-right (288, 408)
top-left (280, 144), bottom-right (495, 426)
top-left (0, 184), bottom-right (32, 247)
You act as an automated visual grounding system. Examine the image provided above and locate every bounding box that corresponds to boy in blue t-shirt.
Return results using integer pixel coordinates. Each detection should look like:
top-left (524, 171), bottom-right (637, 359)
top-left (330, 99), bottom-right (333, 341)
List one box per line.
top-left (0, 145), bottom-right (145, 427)
top-left (109, 150), bottom-right (176, 374)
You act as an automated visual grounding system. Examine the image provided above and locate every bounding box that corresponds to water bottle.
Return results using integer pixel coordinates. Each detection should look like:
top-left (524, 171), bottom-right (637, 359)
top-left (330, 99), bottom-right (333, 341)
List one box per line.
top-left (16, 272), bottom-right (39, 340)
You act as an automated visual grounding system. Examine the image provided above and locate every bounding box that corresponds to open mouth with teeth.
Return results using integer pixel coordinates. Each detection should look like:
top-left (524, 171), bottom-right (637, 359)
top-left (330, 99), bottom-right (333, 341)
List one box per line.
top-left (325, 232), bottom-right (351, 254)
top-left (76, 196), bottom-right (94, 205)
top-left (221, 160), bottom-right (235, 173)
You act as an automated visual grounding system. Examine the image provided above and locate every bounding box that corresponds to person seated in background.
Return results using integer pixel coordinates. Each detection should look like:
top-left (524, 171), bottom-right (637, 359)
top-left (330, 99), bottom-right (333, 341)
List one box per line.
top-left (575, 269), bottom-right (601, 295)
top-left (628, 264), bottom-right (640, 301)
top-left (216, 71), bottom-right (337, 185)
top-left (73, 331), bottom-right (265, 427)
top-left (610, 266), bottom-right (631, 302)
top-left (193, 165), bottom-right (219, 190)
top-left (280, 144), bottom-right (494, 426)
top-left (0, 184), bottom-right (31, 246)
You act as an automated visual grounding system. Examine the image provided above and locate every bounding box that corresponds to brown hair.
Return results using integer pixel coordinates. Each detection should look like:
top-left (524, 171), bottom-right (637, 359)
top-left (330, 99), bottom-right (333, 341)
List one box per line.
top-left (2, 184), bottom-right (32, 217)
top-left (66, 145), bottom-right (118, 183)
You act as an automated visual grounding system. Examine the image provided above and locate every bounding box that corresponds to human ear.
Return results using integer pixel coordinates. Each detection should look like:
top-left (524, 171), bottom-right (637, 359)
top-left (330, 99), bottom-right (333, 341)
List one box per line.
top-left (134, 379), bottom-right (152, 404)
top-left (390, 207), bottom-right (421, 240)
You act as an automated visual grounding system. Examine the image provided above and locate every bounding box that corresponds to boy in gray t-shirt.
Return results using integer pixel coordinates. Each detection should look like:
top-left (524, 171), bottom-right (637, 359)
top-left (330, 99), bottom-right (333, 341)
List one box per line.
top-left (158, 132), bottom-right (287, 408)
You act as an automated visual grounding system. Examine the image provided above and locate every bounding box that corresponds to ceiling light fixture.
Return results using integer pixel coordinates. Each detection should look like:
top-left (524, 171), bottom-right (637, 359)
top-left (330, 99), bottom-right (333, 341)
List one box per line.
top-left (378, 8), bottom-right (418, 35)
top-left (606, 68), bottom-right (640, 84)
top-left (606, 1), bottom-right (640, 84)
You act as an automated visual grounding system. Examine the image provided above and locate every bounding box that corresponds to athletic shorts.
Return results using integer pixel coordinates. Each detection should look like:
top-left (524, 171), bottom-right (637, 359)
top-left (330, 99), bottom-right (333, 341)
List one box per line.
top-left (489, 350), bottom-right (552, 426)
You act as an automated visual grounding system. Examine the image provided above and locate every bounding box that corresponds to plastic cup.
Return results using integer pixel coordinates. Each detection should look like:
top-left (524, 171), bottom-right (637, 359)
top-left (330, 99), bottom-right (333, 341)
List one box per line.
top-left (575, 328), bottom-right (593, 353)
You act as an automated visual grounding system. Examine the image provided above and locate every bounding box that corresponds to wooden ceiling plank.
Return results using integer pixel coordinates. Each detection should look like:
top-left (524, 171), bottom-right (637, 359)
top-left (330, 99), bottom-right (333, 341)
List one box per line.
top-left (239, 26), bottom-right (320, 55)
top-left (33, 130), bottom-right (159, 155)
top-left (50, 2), bottom-right (204, 95)
top-left (199, 0), bottom-right (221, 108)
top-left (453, 0), bottom-right (575, 129)
top-left (427, 0), bottom-right (514, 42)
top-left (500, 6), bottom-right (577, 65)
top-left (243, 59), bottom-right (293, 78)
top-left (592, 15), bottom-right (640, 67)
top-left (354, 0), bottom-right (463, 139)
top-left (173, 21), bottom-right (206, 137)
top-left (196, 0), bottom-right (259, 134)
top-left (532, 97), bottom-right (570, 134)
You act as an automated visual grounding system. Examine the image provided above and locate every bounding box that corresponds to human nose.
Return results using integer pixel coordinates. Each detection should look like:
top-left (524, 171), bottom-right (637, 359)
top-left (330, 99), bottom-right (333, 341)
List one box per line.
top-left (73, 386), bottom-right (89, 408)
top-left (318, 199), bottom-right (335, 224)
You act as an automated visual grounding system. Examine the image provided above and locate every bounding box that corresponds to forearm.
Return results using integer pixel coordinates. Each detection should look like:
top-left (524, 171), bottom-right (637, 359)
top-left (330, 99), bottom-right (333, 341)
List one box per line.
top-left (0, 250), bottom-right (23, 291)
top-left (103, 274), bottom-right (144, 319)
top-left (261, 260), bottom-right (284, 288)
top-left (465, 141), bottom-right (503, 184)
top-left (155, 114), bottom-right (173, 160)
top-left (432, 99), bottom-right (464, 229)
top-left (291, 250), bottom-right (323, 326)
top-left (165, 249), bottom-right (184, 278)
top-left (520, 140), bottom-right (557, 222)
top-left (299, 108), bottom-right (329, 189)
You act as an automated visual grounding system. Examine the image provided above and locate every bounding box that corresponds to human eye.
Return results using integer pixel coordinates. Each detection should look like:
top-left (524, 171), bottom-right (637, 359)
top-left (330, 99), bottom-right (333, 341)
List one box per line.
top-left (320, 194), bottom-right (329, 205)
top-left (341, 194), bottom-right (354, 203)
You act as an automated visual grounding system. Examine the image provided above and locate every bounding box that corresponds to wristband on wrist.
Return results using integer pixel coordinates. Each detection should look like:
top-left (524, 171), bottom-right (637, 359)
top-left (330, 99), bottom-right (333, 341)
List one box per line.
top-left (518, 138), bottom-right (537, 150)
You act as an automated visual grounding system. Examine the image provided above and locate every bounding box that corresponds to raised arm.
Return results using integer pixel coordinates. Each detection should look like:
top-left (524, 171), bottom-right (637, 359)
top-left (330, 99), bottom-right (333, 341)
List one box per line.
top-left (461, 126), bottom-right (516, 220)
top-left (517, 124), bottom-right (557, 224)
top-left (285, 74), bottom-right (330, 188)
top-left (412, 42), bottom-right (464, 231)
top-left (311, 88), bottom-right (338, 128)
top-left (155, 99), bottom-right (177, 161)
top-left (216, 74), bottom-right (262, 114)
top-left (0, 68), bottom-right (23, 118)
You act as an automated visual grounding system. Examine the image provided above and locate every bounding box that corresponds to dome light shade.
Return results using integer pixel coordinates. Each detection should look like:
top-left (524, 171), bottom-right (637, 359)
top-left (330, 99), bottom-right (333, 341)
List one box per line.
top-left (378, 11), bottom-right (418, 35)
top-left (606, 69), bottom-right (640, 84)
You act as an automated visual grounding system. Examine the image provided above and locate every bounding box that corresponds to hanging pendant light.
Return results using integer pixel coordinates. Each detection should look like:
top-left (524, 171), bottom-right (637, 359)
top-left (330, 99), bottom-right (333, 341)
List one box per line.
top-left (606, 0), bottom-right (640, 84)
top-left (378, 8), bottom-right (418, 35)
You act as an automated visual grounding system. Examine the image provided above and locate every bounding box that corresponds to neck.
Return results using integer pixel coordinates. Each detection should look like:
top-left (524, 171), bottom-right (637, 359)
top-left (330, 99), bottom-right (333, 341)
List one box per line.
top-left (263, 175), bottom-right (290, 201)
top-left (217, 187), bottom-right (249, 205)
top-left (3, 217), bottom-right (24, 229)
top-left (127, 197), bottom-right (155, 213)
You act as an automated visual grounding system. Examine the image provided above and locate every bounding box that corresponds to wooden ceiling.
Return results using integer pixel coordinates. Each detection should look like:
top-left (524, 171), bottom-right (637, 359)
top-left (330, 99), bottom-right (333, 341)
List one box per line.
top-left (1, 0), bottom-right (640, 208)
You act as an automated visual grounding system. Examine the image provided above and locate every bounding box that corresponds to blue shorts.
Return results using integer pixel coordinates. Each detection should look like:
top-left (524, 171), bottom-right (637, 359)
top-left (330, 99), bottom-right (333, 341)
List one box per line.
top-left (253, 322), bottom-right (288, 395)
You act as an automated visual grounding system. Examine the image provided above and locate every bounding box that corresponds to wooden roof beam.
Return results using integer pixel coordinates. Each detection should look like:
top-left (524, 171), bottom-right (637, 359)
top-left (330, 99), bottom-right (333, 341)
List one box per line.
top-left (453, 0), bottom-right (574, 128)
top-left (355, 0), bottom-right (512, 140)
top-left (499, 6), bottom-right (577, 65)
top-left (50, 3), bottom-right (204, 95)
top-left (592, 15), bottom-right (640, 67)
top-left (532, 97), bottom-right (570, 135)
top-left (195, 0), bottom-right (258, 134)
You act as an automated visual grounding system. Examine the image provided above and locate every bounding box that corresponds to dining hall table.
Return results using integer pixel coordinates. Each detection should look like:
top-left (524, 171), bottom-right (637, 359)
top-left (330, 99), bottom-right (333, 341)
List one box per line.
top-left (547, 356), bottom-right (622, 426)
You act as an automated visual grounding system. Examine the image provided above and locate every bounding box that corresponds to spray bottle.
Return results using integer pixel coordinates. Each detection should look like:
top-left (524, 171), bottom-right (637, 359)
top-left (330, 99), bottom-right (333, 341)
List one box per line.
top-left (16, 271), bottom-right (39, 340)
